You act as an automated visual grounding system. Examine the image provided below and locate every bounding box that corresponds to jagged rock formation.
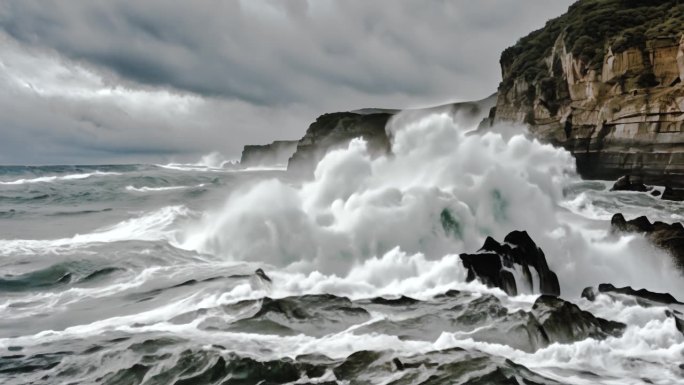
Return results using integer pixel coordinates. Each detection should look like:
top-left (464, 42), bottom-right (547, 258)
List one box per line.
top-left (611, 213), bottom-right (684, 268)
top-left (582, 283), bottom-right (681, 305)
top-left (488, 0), bottom-right (684, 186)
top-left (459, 230), bottom-right (561, 296)
top-left (286, 96), bottom-right (497, 175)
top-left (610, 174), bottom-right (649, 191)
top-left (581, 283), bottom-right (684, 335)
top-left (239, 140), bottom-right (298, 167)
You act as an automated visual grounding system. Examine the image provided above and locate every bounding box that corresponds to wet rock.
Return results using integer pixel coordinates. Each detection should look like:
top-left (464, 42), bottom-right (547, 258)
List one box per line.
top-left (332, 349), bottom-right (561, 384)
top-left (254, 268), bottom-right (271, 283)
top-left (582, 284), bottom-right (681, 305)
top-left (662, 186), bottom-right (684, 201)
top-left (459, 230), bottom-right (561, 296)
top-left (651, 190), bottom-right (662, 197)
top-left (531, 295), bottom-right (625, 344)
top-left (665, 310), bottom-right (684, 335)
top-left (370, 295), bottom-right (420, 306)
top-left (433, 289), bottom-right (462, 299)
top-left (392, 357), bottom-right (404, 371)
top-left (611, 175), bottom-right (650, 192)
top-left (581, 287), bottom-right (596, 301)
top-left (611, 213), bottom-right (684, 269)
top-left (611, 213), bottom-right (653, 232)
top-left (333, 350), bottom-right (384, 380)
top-left (230, 295), bottom-right (370, 337)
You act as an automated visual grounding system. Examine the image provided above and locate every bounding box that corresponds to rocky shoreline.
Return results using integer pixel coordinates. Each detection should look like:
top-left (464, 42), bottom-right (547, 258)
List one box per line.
top-left (231, 1), bottom-right (684, 300)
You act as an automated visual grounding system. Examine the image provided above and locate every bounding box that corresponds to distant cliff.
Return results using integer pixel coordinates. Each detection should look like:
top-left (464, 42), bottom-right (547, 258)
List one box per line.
top-left (287, 96), bottom-right (496, 175)
top-left (286, 111), bottom-right (395, 174)
top-left (239, 140), bottom-right (298, 167)
top-left (488, 0), bottom-right (684, 186)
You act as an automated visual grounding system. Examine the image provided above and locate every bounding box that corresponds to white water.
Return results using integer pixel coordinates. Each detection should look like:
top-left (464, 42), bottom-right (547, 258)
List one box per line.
top-left (156, 151), bottom-right (237, 172)
top-left (0, 205), bottom-right (189, 255)
top-left (177, 111), bottom-right (684, 298)
top-left (125, 184), bottom-right (206, 192)
top-left (0, 171), bottom-right (121, 185)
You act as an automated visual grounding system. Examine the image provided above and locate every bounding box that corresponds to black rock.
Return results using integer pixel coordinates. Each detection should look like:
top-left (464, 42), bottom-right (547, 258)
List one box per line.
top-left (665, 310), bottom-right (684, 335)
top-left (582, 283), bottom-right (681, 305)
top-left (611, 213), bottom-right (653, 232)
top-left (580, 287), bottom-right (596, 301)
top-left (611, 213), bottom-right (684, 269)
top-left (459, 231), bottom-right (560, 296)
top-left (370, 295), bottom-right (420, 306)
top-left (229, 295), bottom-right (370, 337)
top-left (610, 175), bottom-right (649, 192)
top-left (255, 268), bottom-right (272, 282)
top-left (651, 190), bottom-right (662, 197)
top-left (392, 358), bottom-right (404, 371)
top-left (531, 295), bottom-right (626, 344)
top-left (662, 186), bottom-right (684, 201)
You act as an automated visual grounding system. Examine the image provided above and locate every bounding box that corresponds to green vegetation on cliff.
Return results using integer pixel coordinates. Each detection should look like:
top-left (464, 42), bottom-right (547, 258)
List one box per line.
top-left (500, 0), bottom-right (684, 85)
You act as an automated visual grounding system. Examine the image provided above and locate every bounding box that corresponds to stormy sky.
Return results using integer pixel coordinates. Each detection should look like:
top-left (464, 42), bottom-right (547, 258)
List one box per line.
top-left (0, 0), bottom-right (573, 164)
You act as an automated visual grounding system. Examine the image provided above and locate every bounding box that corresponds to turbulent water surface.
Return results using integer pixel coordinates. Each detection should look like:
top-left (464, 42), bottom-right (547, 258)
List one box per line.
top-left (1, 112), bottom-right (684, 384)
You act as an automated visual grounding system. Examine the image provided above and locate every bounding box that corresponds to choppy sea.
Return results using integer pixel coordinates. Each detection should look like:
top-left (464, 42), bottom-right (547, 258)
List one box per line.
top-left (1, 112), bottom-right (683, 384)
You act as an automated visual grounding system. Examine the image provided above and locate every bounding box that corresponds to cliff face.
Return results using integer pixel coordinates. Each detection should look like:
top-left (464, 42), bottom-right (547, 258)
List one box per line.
top-left (287, 96), bottom-right (497, 175)
top-left (239, 140), bottom-right (298, 167)
top-left (287, 111), bottom-right (395, 174)
top-left (490, 0), bottom-right (684, 186)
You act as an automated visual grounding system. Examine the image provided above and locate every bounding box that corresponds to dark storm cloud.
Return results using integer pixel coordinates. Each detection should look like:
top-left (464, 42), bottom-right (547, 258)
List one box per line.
top-left (0, 0), bottom-right (574, 164)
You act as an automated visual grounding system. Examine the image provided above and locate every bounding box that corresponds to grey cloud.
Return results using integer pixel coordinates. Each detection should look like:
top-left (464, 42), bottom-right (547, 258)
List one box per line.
top-left (0, 0), bottom-right (573, 105)
top-left (0, 0), bottom-right (574, 164)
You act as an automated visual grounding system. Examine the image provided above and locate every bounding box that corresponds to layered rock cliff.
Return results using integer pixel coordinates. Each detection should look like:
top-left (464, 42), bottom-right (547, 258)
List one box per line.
top-left (239, 140), bottom-right (298, 167)
top-left (488, 0), bottom-right (684, 186)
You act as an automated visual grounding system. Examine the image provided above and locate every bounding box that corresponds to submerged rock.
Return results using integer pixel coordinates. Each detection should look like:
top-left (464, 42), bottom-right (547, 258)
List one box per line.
top-left (610, 175), bottom-right (649, 192)
top-left (459, 230), bottom-right (560, 296)
top-left (611, 213), bottom-right (684, 268)
top-left (370, 295), bottom-right (420, 306)
top-left (254, 268), bottom-right (272, 283)
top-left (330, 348), bottom-right (562, 384)
top-left (582, 283), bottom-right (681, 305)
top-left (229, 294), bottom-right (370, 337)
top-left (531, 295), bottom-right (626, 344)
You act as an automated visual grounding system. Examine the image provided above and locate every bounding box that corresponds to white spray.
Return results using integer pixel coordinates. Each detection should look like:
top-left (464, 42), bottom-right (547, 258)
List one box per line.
top-left (177, 110), bottom-right (684, 297)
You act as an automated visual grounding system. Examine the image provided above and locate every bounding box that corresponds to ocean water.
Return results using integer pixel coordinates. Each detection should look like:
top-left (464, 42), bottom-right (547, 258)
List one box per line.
top-left (1, 111), bottom-right (683, 384)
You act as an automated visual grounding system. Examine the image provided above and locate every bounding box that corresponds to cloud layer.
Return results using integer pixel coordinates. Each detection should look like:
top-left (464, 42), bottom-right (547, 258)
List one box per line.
top-left (0, 0), bottom-right (573, 164)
